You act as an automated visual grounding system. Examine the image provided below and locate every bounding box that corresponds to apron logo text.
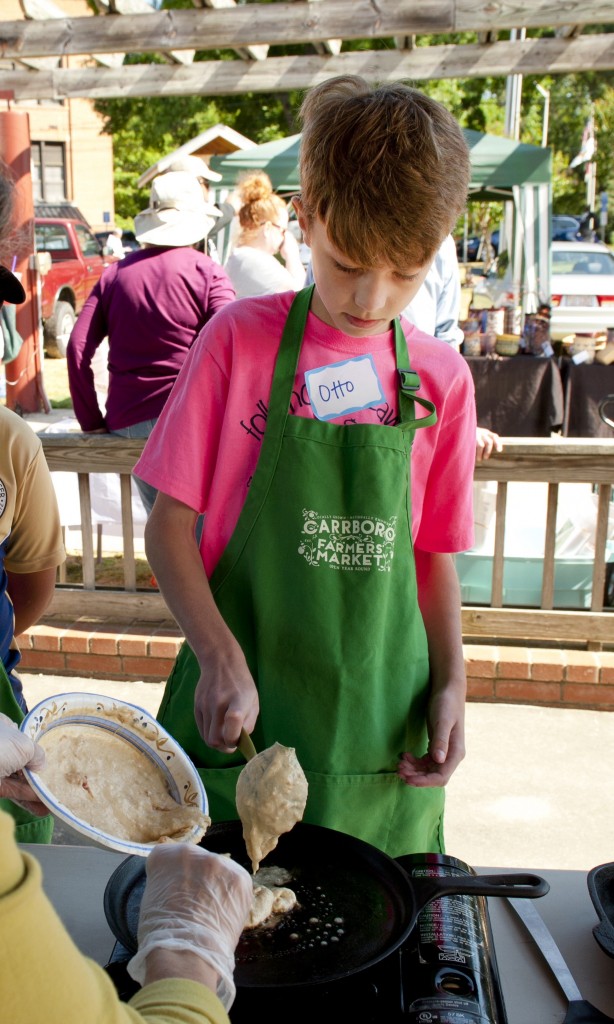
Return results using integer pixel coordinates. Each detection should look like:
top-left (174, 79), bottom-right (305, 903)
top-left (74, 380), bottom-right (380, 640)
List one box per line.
top-left (298, 510), bottom-right (397, 571)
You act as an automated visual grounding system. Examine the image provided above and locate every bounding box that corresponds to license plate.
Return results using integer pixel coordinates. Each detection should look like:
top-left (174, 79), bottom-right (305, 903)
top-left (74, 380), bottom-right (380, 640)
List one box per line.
top-left (561, 295), bottom-right (598, 306)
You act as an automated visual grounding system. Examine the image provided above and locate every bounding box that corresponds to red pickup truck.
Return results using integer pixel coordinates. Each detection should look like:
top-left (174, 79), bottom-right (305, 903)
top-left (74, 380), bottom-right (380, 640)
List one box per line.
top-left (35, 203), bottom-right (117, 357)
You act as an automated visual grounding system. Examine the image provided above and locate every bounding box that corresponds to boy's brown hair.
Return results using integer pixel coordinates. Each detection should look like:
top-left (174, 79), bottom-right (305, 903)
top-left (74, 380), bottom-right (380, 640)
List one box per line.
top-left (299, 76), bottom-right (470, 269)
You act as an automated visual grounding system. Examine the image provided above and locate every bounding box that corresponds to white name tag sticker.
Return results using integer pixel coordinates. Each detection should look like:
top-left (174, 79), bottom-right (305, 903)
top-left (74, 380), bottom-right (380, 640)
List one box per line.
top-left (304, 355), bottom-right (384, 421)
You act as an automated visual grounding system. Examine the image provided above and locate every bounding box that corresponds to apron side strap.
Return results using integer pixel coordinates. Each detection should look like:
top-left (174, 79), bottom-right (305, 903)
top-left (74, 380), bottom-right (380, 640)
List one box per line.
top-left (397, 368), bottom-right (438, 430)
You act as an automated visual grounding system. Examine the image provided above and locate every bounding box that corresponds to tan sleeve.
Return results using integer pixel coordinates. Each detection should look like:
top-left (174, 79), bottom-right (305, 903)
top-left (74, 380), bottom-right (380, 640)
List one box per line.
top-left (4, 443), bottom-right (65, 574)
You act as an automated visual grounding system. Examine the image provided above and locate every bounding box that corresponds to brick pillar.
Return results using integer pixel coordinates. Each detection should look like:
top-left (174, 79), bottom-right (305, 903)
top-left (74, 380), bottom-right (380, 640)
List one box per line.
top-left (0, 109), bottom-right (48, 414)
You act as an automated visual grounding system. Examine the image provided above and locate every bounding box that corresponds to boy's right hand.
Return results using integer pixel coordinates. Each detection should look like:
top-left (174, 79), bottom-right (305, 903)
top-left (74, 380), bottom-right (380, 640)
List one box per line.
top-left (194, 646), bottom-right (259, 753)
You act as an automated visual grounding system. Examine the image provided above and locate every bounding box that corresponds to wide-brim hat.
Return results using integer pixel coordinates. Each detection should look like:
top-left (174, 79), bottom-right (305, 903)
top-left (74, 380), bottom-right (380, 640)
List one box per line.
top-left (0, 266), bottom-right (25, 304)
top-left (134, 171), bottom-right (221, 247)
top-left (163, 154), bottom-right (222, 184)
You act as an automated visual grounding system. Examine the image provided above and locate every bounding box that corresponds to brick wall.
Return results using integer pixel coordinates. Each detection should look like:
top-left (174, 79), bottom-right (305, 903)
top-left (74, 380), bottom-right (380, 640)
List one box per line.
top-left (16, 618), bottom-right (614, 711)
top-left (465, 644), bottom-right (614, 710)
top-left (19, 619), bottom-right (182, 686)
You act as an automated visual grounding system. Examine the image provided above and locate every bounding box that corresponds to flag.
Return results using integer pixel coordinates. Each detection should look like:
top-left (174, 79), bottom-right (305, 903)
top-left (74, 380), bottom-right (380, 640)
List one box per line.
top-left (569, 115), bottom-right (596, 169)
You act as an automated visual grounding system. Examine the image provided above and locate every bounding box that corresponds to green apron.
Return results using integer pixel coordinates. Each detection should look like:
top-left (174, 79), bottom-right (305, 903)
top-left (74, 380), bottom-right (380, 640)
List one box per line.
top-left (0, 659), bottom-right (54, 843)
top-left (159, 287), bottom-right (444, 857)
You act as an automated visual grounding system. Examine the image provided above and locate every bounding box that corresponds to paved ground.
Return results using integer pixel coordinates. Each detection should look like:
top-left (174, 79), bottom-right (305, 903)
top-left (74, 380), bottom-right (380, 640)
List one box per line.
top-left (20, 671), bottom-right (614, 872)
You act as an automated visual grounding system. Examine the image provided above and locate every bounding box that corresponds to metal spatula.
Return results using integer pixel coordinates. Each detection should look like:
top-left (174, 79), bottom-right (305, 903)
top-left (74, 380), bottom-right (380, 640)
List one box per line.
top-left (508, 897), bottom-right (614, 1023)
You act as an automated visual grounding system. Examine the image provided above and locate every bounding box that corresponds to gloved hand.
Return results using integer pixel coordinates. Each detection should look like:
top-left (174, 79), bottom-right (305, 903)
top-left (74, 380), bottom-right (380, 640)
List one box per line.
top-left (128, 842), bottom-right (252, 1010)
top-left (0, 713), bottom-right (48, 813)
top-left (0, 712), bottom-right (44, 777)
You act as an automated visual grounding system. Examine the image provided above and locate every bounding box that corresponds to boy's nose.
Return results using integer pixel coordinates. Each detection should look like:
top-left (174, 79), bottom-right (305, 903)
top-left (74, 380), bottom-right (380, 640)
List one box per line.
top-left (354, 274), bottom-right (387, 316)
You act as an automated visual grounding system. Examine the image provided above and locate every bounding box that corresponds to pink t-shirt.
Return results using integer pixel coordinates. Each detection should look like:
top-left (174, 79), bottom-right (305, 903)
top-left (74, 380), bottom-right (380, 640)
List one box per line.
top-left (135, 291), bottom-right (476, 577)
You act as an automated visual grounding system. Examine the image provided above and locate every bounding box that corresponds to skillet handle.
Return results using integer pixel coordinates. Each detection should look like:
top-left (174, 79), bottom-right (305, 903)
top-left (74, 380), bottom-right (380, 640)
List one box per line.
top-left (413, 872), bottom-right (549, 912)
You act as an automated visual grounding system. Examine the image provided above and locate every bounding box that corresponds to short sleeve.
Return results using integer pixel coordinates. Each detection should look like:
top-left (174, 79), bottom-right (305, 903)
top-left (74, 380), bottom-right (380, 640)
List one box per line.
top-left (5, 445), bottom-right (65, 574)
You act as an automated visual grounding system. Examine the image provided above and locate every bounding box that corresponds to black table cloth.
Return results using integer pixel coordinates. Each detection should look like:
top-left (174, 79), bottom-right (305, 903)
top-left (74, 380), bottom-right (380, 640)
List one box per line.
top-left (464, 355), bottom-right (565, 437)
top-left (560, 360), bottom-right (614, 438)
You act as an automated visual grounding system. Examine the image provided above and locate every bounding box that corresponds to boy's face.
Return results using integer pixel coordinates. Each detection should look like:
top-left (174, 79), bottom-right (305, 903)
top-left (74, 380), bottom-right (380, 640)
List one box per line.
top-left (295, 201), bottom-right (432, 337)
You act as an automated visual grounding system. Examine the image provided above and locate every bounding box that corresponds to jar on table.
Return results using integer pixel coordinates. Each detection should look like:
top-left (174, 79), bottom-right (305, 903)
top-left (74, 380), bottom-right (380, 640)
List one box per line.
top-left (523, 313), bottom-right (550, 356)
top-left (463, 332), bottom-right (482, 357)
top-left (504, 305), bottom-right (523, 336)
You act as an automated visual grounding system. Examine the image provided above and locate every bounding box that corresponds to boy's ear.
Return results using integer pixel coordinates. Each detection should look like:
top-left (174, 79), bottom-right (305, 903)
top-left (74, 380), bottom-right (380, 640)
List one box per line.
top-left (292, 196), bottom-right (311, 245)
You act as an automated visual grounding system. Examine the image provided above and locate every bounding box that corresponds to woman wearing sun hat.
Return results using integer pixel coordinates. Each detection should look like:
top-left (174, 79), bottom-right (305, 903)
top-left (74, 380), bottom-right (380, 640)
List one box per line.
top-left (67, 171), bottom-right (236, 515)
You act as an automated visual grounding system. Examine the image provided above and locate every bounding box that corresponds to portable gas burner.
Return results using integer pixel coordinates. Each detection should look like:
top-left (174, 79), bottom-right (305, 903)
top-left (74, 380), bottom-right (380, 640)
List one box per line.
top-left (104, 838), bottom-right (511, 1024)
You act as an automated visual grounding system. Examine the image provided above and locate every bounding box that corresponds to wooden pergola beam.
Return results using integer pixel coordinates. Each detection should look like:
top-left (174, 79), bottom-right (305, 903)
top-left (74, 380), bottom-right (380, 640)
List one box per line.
top-left (2, 1), bottom-right (614, 61)
top-left (198, 0), bottom-right (269, 62)
top-left (3, 33), bottom-right (614, 100)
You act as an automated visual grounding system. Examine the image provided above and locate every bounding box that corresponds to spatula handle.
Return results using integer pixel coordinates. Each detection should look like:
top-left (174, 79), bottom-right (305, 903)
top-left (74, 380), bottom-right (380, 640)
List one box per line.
top-left (238, 728), bottom-right (257, 761)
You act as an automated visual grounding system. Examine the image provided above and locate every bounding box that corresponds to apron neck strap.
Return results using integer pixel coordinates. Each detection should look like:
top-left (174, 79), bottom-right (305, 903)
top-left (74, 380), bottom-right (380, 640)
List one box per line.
top-left (265, 285), bottom-right (313, 437)
top-left (394, 320), bottom-right (437, 431)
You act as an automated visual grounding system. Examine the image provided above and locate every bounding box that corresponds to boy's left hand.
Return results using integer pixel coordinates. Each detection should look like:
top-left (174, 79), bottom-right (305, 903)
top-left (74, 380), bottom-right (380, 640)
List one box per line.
top-left (475, 426), bottom-right (502, 462)
top-left (396, 690), bottom-right (466, 788)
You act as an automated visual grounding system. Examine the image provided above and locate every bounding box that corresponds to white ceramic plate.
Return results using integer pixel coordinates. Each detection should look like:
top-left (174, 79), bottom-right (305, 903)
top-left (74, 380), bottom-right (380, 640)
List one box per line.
top-left (20, 692), bottom-right (208, 856)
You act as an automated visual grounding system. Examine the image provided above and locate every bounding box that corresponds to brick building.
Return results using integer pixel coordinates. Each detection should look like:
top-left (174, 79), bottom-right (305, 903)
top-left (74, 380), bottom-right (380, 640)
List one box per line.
top-left (2, 0), bottom-right (115, 231)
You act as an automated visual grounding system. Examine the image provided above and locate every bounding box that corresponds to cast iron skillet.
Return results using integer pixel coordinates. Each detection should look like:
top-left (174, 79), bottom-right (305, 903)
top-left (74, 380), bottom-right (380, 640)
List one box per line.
top-left (104, 821), bottom-right (548, 989)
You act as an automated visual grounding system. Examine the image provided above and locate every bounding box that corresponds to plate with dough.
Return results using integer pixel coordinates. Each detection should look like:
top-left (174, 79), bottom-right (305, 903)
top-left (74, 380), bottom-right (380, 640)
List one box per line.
top-left (20, 692), bottom-right (210, 855)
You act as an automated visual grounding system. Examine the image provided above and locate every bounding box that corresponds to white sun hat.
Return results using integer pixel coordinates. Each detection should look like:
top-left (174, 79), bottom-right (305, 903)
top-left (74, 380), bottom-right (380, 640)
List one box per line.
top-left (134, 171), bottom-right (221, 247)
top-left (162, 154), bottom-right (223, 183)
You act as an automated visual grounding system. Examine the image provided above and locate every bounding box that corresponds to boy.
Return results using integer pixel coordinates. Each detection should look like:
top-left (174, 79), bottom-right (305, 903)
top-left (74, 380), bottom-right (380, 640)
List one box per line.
top-left (136, 76), bottom-right (477, 856)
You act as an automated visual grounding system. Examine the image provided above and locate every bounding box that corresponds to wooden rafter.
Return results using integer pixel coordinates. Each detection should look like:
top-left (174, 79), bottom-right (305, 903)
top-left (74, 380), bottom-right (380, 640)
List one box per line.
top-left (300, 0), bottom-right (341, 57)
top-left (4, 1), bottom-right (614, 61)
top-left (3, 32), bottom-right (614, 101)
top-left (103, 0), bottom-right (195, 64)
top-left (2, 0), bottom-right (614, 102)
top-left (197, 0), bottom-right (268, 62)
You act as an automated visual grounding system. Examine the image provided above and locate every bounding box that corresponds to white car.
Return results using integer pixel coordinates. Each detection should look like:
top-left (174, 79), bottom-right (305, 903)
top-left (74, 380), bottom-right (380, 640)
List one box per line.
top-left (549, 240), bottom-right (614, 340)
top-left (471, 241), bottom-right (614, 340)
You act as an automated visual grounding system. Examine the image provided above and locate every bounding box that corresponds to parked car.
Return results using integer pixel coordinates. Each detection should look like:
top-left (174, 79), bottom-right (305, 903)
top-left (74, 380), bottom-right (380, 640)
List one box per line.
top-left (460, 217), bottom-right (582, 266)
top-left (471, 240), bottom-right (614, 340)
top-left (552, 214), bottom-right (582, 242)
top-left (456, 230), bottom-right (499, 263)
top-left (549, 240), bottom-right (614, 340)
top-left (35, 202), bottom-right (116, 357)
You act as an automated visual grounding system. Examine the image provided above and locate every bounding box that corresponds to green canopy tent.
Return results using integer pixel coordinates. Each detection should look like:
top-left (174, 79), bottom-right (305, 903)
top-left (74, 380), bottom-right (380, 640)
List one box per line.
top-left (211, 129), bottom-right (552, 312)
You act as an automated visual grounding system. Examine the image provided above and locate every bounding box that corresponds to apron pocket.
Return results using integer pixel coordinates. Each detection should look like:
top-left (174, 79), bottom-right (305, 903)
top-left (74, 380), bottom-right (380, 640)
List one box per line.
top-left (302, 769), bottom-right (445, 858)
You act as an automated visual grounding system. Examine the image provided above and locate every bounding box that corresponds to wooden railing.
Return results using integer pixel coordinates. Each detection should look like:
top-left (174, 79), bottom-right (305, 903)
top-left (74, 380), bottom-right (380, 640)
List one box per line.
top-left (468, 438), bottom-right (613, 648)
top-left (41, 434), bottom-right (614, 646)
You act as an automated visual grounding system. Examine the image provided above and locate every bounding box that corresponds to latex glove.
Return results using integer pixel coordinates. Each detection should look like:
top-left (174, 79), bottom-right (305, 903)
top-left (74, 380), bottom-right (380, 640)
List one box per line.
top-left (0, 713), bottom-right (44, 777)
top-left (128, 843), bottom-right (252, 1010)
top-left (0, 712), bottom-right (48, 814)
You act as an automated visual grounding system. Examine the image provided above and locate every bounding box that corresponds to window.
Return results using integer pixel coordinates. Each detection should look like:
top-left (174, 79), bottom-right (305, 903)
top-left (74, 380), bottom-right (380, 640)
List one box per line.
top-left (31, 142), bottom-right (66, 203)
top-left (74, 223), bottom-right (102, 257)
top-left (35, 223), bottom-right (71, 255)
